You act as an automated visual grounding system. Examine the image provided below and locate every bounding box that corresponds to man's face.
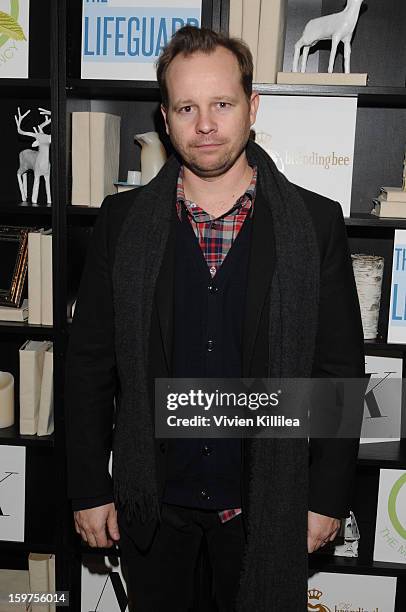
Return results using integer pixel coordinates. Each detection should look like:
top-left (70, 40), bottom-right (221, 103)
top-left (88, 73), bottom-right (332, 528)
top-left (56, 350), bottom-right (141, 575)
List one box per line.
top-left (161, 46), bottom-right (259, 179)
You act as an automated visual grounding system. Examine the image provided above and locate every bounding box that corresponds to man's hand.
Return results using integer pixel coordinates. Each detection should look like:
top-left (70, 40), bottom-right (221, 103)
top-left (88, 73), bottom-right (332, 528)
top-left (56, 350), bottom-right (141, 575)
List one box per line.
top-left (307, 510), bottom-right (340, 553)
top-left (74, 502), bottom-right (120, 548)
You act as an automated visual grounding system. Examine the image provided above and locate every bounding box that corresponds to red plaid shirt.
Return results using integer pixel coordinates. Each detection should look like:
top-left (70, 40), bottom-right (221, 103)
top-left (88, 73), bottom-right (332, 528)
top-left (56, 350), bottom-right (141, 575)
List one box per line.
top-left (175, 165), bottom-right (257, 523)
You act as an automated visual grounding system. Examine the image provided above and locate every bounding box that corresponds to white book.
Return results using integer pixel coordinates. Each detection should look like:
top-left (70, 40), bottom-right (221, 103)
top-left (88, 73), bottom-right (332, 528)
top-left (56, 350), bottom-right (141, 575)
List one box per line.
top-left (71, 112), bottom-right (91, 206)
top-left (41, 230), bottom-right (53, 326)
top-left (228, 0), bottom-right (243, 38)
top-left (256, 0), bottom-right (287, 84)
top-left (371, 198), bottom-right (406, 218)
top-left (37, 346), bottom-right (54, 437)
top-left (0, 569), bottom-right (30, 612)
top-left (242, 0), bottom-right (261, 82)
top-left (0, 299), bottom-right (28, 322)
top-left (90, 112), bottom-right (121, 207)
top-left (28, 553), bottom-right (50, 612)
top-left (28, 229), bottom-right (45, 324)
top-left (19, 340), bottom-right (52, 435)
top-left (380, 186), bottom-right (406, 203)
top-left (48, 555), bottom-right (56, 612)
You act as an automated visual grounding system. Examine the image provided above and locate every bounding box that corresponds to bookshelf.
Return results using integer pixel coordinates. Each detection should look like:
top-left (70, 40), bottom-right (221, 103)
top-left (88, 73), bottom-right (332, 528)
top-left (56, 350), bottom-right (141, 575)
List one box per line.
top-left (0, 0), bottom-right (405, 610)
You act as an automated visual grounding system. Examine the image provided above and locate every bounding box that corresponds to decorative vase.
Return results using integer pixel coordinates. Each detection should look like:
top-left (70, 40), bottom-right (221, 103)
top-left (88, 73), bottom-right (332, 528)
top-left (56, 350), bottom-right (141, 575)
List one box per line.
top-left (135, 132), bottom-right (167, 185)
top-left (351, 254), bottom-right (384, 340)
top-left (0, 371), bottom-right (14, 428)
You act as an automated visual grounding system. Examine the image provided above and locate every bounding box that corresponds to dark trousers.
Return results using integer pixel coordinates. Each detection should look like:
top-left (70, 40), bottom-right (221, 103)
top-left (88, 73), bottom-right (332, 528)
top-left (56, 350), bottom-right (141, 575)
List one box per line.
top-left (118, 503), bottom-right (246, 612)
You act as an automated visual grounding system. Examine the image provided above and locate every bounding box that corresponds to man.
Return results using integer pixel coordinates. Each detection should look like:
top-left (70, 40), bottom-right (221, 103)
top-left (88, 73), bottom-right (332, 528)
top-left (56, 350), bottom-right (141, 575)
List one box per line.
top-left (65, 26), bottom-right (365, 611)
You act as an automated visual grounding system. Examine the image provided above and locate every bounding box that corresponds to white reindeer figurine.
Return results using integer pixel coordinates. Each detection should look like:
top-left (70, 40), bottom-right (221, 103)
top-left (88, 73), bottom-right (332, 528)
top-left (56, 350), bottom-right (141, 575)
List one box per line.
top-left (14, 107), bottom-right (52, 205)
top-left (293, 0), bottom-right (364, 74)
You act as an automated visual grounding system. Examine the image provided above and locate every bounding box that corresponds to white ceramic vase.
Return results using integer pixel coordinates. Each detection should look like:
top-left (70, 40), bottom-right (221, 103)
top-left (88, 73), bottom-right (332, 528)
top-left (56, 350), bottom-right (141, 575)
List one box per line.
top-left (351, 254), bottom-right (384, 340)
top-left (135, 132), bottom-right (167, 185)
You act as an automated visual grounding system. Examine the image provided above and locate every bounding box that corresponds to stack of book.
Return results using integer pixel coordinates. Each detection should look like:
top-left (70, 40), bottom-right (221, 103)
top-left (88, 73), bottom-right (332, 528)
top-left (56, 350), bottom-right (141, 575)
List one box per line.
top-left (19, 341), bottom-right (54, 436)
top-left (28, 228), bottom-right (53, 325)
top-left (71, 111), bottom-right (121, 207)
top-left (228, 0), bottom-right (287, 83)
top-left (371, 187), bottom-right (406, 218)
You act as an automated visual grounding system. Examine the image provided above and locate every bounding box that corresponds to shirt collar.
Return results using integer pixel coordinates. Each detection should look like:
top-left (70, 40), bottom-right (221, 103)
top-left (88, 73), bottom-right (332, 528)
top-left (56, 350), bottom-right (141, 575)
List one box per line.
top-left (176, 165), bottom-right (257, 222)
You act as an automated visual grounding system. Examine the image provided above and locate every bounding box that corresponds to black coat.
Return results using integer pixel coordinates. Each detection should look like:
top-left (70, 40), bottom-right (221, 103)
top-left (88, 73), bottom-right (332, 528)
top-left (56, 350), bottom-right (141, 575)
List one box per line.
top-left (65, 152), bottom-right (365, 560)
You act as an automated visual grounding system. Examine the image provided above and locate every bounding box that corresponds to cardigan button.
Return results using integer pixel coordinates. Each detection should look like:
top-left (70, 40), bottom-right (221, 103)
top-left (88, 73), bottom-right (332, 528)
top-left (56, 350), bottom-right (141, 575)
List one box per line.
top-left (202, 444), bottom-right (212, 456)
top-left (200, 489), bottom-right (210, 500)
top-left (207, 284), bottom-right (218, 294)
top-left (159, 442), bottom-right (166, 454)
top-left (206, 339), bottom-right (215, 352)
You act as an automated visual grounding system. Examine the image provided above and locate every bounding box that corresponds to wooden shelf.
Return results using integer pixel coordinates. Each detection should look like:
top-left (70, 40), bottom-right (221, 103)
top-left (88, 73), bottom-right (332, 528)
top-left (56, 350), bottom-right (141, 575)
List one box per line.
top-left (0, 202), bottom-right (53, 216)
top-left (0, 321), bottom-right (54, 338)
top-left (0, 425), bottom-right (54, 448)
top-left (309, 555), bottom-right (406, 576)
top-left (67, 205), bottom-right (100, 215)
top-left (254, 84), bottom-right (406, 107)
top-left (357, 440), bottom-right (406, 468)
top-left (0, 541), bottom-right (55, 554)
top-left (66, 79), bottom-right (160, 101)
top-left (66, 81), bottom-right (406, 106)
top-left (346, 213), bottom-right (406, 228)
top-left (0, 78), bottom-right (51, 98)
top-left (364, 339), bottom-right (406, 352)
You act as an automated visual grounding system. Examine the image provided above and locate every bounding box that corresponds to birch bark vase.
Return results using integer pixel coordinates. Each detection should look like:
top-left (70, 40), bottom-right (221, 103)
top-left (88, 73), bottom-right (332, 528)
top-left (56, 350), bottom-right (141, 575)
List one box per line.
top-left (0, 371), bottom-right (14, 428)
top-left (351, 254), bottom-right (384, 340)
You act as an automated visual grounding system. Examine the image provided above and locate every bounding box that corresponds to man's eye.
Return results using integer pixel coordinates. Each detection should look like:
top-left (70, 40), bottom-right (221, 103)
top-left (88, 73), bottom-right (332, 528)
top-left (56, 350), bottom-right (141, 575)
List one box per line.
top-left (180, 106), bottom-right (192, 113)
top-left (217, 102), bottom-right (230, 109)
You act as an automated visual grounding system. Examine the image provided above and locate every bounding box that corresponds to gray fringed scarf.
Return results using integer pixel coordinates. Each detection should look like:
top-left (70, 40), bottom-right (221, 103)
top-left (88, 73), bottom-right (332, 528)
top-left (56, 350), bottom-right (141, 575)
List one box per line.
top-left (112, 139), bottom-right (320, 610)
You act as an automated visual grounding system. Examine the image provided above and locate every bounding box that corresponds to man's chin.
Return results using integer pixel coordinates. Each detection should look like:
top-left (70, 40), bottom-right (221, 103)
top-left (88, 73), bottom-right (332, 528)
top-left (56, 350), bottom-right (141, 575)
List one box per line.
top-left (184, 156), bottom-right (234, 179)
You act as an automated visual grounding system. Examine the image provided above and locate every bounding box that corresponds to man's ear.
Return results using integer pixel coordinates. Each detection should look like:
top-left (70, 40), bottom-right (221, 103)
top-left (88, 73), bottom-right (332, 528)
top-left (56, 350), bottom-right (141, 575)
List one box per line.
top-left (249, 92), bottom-right (260, 127)
top-left (161, 104), bottom-right (170, 136)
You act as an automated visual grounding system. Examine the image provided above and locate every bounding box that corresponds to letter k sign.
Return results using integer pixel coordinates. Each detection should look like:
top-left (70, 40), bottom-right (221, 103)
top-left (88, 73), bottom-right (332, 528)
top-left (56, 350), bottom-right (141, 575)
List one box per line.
top-left (0, 472), bottom-right (18, 517)
top-left (364, 374), bottom-right (392, 419)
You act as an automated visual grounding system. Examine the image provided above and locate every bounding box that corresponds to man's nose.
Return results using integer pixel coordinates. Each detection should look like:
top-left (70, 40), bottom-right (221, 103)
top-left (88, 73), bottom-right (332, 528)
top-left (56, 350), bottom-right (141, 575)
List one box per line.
top-left (195, 109), bottom-right (217, 134)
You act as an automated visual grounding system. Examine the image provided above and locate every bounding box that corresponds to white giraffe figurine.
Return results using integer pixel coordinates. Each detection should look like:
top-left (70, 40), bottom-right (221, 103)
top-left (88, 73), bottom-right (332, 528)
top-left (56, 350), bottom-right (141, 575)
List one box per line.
top-left (293, 0), bottom-right (364, 74)
top-left (15, 106), bottom-right (52, 205)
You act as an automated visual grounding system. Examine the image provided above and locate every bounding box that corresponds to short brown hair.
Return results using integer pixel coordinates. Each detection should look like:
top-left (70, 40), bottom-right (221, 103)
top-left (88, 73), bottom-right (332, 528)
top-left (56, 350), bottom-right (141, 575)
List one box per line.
top-left (156, 26), bottom-right (253, 108)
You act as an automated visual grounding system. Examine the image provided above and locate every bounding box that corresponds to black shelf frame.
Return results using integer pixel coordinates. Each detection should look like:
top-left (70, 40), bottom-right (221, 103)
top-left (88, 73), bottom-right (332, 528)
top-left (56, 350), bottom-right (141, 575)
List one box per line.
top-left (0, 1), bottom-right (406, 610)
top-left (0, 78), bottom-right (51, 98)
top-left (0, 425), bottom-right (54, 448)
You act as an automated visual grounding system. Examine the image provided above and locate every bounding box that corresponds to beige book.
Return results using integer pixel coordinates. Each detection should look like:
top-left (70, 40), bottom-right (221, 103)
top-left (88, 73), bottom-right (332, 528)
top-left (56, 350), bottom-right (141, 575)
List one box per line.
top-left (71, 112), bottom-right (91, 206)
top-left (371, 199), bottom-right (406, 218)
top-left (28, 553), bottom-right (50, 612)
top-left (28, 229), bottom-right (45, 324)
top-left (242, 0), bottom-right (261, 81)
top-left (0, 299), bottom-right (28, 322)
top-left (380, 187), bottom-right (406, 202)
top-left (37, 346), bottom-right (54, 437)
top-left (277, 71), bottom-right (368, 86)
top-left (228, 0), bottom-right (243, 38)
top-left (0, 569), bottom-right (30, 612)
top-left (19, 340), bottom-right (52, 435)
top-left (48, 555), bottom-right (55, 612)
top-left (41, 231), bottom-right (53, 326)
top-left (256, 0), bottom-right (287, 83)
top-left (90, 112), bottom-right (121, 207)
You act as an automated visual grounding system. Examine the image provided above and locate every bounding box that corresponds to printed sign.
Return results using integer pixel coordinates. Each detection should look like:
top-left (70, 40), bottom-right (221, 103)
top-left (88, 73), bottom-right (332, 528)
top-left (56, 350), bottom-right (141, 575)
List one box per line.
top-left (0, 445), bottom-right (25, 542)
top-left (374, 468), bottom-right (406, 564)
top-left (0, 0), bottom-right (29, 77)
top-left (81, 0), bottom-right (202, 80)
top-left (82, 554), bottom-right (129, 612)
top-left (388, 230), bottom-right (406, 343)
top-left (253, 95), bottom-right (358, 217)
top-left (308, 572), bottom-right (397, 611)
top-left (361, 355), bottom-right (402, 443)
